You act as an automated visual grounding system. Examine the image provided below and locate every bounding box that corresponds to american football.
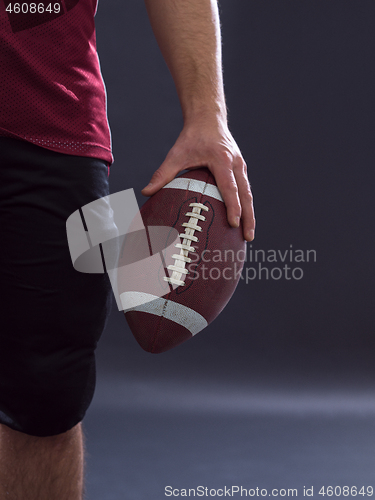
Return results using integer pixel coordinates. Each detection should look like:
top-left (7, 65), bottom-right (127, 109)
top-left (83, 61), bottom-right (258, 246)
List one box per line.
top-left (117, 168), bottom-right (246, 353)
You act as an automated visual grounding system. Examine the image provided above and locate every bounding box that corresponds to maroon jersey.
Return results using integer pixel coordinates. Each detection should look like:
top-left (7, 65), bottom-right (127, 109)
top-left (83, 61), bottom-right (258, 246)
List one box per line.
top-left (0, 0), bottom-right (113, 163)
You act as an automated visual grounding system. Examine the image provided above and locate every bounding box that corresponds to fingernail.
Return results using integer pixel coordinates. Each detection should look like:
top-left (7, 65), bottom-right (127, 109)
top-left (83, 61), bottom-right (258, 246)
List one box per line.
top-left (234, 217), bottom-right (240, 228)
top-left (143, 182), bottom-right (152, 190)
top-left (247, 230), bottom-right (255, 241)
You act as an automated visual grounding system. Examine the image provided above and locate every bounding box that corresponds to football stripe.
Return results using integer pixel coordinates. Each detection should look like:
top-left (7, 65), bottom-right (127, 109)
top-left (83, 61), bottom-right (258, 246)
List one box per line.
top-left (163, 178), bottom-right (223, 202)
top-left (120, 291), bottom-right (208, 336)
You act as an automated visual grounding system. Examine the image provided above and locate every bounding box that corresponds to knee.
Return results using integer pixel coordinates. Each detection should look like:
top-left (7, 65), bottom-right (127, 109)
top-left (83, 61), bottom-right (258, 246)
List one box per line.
top-left (0, 422), bottom-right (82, 444)
top-left (0, 350), bottom-right (96, 437)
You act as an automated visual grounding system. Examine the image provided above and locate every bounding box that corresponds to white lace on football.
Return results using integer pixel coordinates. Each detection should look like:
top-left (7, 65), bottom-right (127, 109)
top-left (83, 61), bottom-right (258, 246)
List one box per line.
top-left (164, 202), bottom-right (209, 287)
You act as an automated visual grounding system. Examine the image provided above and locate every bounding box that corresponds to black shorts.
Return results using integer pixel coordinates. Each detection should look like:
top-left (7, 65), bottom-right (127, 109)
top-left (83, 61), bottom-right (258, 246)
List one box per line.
top-left (0, 138), bottom-right (112, 437)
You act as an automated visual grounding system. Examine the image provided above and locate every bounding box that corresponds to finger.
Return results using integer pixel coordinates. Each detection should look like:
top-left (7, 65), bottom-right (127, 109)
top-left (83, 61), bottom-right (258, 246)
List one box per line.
top-left (212, 164), bottom-right (242, 229)
top-left (141, 159), bottom-right (179, 196)
top-left (235, 165), bottom-right (255, 241)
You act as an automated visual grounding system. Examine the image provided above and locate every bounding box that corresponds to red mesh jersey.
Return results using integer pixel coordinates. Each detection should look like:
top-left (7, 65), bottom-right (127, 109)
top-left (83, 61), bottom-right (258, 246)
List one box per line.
top-left (0, 0), bottom-right (113, 163)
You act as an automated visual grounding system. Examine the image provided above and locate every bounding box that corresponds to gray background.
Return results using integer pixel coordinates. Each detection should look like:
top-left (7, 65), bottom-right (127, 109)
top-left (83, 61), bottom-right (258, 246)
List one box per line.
top-left (84, 1), bottom-right (375, 498)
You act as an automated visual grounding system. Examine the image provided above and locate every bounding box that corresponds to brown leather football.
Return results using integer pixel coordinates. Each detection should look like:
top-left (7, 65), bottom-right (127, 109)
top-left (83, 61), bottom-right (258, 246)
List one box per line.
top-left (117, 168), bottom-right (246, 353)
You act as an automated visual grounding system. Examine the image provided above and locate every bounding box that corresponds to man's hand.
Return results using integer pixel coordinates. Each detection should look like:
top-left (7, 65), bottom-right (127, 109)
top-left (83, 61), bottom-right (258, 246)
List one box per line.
top-left (142, 0), bottom-right (255, 241)
top-left (141, 119), bottom-right (255, 242)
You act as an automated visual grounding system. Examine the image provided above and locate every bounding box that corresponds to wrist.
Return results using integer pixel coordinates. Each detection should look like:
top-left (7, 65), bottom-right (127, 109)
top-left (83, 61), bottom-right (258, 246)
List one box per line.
top-left (182, 102), bottom-right (228, 130)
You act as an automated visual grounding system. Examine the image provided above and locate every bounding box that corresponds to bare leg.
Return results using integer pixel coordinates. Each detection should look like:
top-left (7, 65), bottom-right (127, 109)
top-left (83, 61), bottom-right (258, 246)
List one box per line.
top-left (0, 422), bottom-right (84, 500)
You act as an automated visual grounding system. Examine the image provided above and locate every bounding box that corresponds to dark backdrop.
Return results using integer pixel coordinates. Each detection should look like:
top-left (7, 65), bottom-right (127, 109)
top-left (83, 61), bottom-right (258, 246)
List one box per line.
top-left (93, 0), bottom-right (375, 385)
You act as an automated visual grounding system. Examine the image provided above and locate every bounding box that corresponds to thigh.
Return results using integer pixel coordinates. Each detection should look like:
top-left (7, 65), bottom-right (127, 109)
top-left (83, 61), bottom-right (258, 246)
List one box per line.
top-left (0, 138), bottom-right (112, 436)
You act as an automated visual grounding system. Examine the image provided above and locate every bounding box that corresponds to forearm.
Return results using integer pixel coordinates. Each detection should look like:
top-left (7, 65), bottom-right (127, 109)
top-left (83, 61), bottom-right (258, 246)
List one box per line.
top-left (143, 0), bottom-right (255, 241)
top-left (144, 0), bottom-right (227, 125)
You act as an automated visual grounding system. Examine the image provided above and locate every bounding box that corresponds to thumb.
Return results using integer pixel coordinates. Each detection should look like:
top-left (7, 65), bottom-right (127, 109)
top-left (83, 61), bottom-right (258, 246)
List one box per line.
top-left (141, 163), bottom-right (177, 196)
